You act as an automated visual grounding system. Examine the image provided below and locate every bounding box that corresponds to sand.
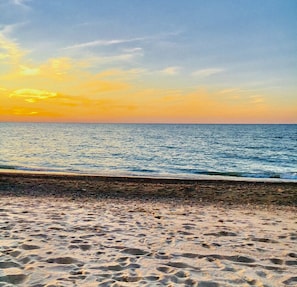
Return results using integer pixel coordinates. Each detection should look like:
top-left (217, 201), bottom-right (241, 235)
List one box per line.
top-left (0, 173), bottom-right (297, 286)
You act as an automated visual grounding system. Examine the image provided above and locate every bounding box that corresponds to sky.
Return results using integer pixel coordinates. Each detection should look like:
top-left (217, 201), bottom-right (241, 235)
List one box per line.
top-left (0, 0), bottom-right (296, 123)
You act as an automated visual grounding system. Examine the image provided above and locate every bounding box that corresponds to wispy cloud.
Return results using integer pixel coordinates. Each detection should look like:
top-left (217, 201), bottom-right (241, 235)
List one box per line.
top-left (81, 46), bottom-right (143, 66)
top-left (218, 88), bottom-right (240, 95)
top-left (217, 87), bottom-right (266, 105)
top-left (63, 37), bottom-right (147, 50)
top-left (11, 0), bottom-right (31, 8)
top-left (160, 66), bottom-right (181, 76)
top-left (192, 68), bottom-right (224, 77)
top-left (90, 53), bottom-right (140, 64)
top-left (123, 47), bottom-right (143, 53)
top-left (0, 22), bottom-right (28, 36)
top-left (249, 95), bottom-right (265, 104)
top-left (0, 32), bottom-right (24, 63)
top-left (9, 88), bottom-right (57, 103)
top-left (63, 31), bottom-right (180, 51)
top-left (19, 65), bottom-right (40, 76)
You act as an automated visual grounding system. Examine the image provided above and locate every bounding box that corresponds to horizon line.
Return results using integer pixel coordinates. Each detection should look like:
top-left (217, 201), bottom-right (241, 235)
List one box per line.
top-left (0, 121), bottom-right (296, 125)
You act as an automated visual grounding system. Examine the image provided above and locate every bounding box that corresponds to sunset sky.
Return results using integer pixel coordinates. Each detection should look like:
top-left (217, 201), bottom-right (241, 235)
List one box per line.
top-left (0, 0), bottom-right (296, 123)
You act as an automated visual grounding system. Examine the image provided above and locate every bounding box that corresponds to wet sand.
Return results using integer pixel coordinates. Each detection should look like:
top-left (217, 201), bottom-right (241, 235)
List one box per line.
top-left (0, 173), bottom-right (296, 286)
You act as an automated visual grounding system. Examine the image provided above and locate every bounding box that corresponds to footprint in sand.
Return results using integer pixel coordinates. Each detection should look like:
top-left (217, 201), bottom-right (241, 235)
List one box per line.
top-left (166, 261), bottom-right (198, 270)
top-left (121, 247), bottom-right (150, 256)
top-left (79, 244), bottom-right (92, 251)
top-left (204, 231), bottom-right (238, 237)
top-left (156, 266), bottom-right (173, 274)
top-left (287, 252), bottom-right (297, 258)
top-left (270, 258), bottom-right (283, 265)
top-left (180, 253), bottom-right (199, 259)
top-left (197, 281), bottom-right (220, 287)
top-left (21, 244), bottom-right (40, 250)
top-left (0, 268), bottom-right (27, 285)
top-left (226, 255), bottom-right (255, 264)
top-left (283, 276), bottom-right (297, 285)
top-left (155, 251), bottom-right (172, 260)
top-left (46, 257), bottom-right (81, 265)
top-left (285, 260), bottom-right (297, 266)
top-left (0, 261), bottom-right (21, 269)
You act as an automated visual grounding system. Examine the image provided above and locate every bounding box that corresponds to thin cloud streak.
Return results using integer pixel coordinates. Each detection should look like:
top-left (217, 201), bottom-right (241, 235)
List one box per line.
top-left (0, 22), bottom-right (29, 37)
top-left (88, 52), bottom-right (142, 64)
top-left (63, 31), bottom-right (181, 50)
top-left (63, 37), bottom-right (147, 50)
top-left (11, 0), bottom-right (31, 8)
top-left (192, 68), bottom-right (224, 77)
top-left (0, 32), bottom-right (25, 63)
top-left (160, 66), bottom-right (181, 75)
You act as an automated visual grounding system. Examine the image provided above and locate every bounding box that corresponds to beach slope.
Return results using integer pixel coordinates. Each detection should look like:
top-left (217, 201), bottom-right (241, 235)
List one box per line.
top-left (0, 173), bottom-right (296, 286)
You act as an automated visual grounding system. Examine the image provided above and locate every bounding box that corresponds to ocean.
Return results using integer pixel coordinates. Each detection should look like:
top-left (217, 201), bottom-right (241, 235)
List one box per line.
top-left (0, 123), bottom-right (296, 181)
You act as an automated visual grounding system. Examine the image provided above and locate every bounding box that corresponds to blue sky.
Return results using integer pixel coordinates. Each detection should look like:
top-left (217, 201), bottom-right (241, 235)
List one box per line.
top-left (0, 0), bottom-right (296, 122)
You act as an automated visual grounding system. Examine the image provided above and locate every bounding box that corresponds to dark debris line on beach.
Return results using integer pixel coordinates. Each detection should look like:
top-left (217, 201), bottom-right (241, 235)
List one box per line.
top-left (0, 173), bottom-right (296, 207)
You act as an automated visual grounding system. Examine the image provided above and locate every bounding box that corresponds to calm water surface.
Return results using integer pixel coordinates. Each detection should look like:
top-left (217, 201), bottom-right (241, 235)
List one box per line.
top-left (0, 123), bottom-right (296, 181)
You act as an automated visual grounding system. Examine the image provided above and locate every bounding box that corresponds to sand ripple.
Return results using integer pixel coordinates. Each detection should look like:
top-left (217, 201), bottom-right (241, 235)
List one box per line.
top-left (0, 196), bottom-right (296, 286)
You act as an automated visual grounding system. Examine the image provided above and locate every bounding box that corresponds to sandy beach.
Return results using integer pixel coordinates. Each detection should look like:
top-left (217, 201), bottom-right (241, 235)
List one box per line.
top-left (0, 173), bottom-right (296, 286)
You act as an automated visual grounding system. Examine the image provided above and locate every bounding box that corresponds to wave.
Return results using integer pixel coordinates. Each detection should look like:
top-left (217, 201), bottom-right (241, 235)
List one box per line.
top-left (0, 165), bottom-right (16, 170)
top-left (194, 171), bottom-right (297, 181)
top-left (0, 164), bottom-right (296, 182)
top-left (0, 165), bottom-right (77, 174)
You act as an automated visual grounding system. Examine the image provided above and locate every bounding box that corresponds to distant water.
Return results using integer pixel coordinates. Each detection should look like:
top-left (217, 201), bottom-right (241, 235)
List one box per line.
top-left (0, 123), bottom-right (296, 181)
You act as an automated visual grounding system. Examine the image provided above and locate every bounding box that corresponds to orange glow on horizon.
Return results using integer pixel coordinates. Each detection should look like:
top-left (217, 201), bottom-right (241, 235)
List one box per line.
top-left (1, 85), bottom-right (296, 124)
top-left (1, 34), bottom-right (296, 124)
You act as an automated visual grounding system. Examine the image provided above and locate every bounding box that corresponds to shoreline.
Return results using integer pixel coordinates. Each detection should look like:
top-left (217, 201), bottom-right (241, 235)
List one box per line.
top-left (1, 168), bottom-right (297, 183)
top-left (1, 171), bottom-right (296, 208)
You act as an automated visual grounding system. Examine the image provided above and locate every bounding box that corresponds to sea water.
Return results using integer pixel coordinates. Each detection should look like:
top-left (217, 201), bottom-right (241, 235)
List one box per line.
top-left (0, 123), bottom-right (296, 181)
